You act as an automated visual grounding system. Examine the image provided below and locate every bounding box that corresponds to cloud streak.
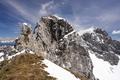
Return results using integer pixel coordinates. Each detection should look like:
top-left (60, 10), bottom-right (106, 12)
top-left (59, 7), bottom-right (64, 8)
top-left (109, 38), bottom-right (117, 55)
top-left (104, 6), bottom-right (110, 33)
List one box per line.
top-left (39, 1), bottom-right (55, 16)
top-left (6, 0), bottom-right (37, 23)
top-left (4, 0), bottom-right (60, 24)
top-left (112, 30), bottom-right (120, 35)
top-left (96, 10), bottom-right (120, 24)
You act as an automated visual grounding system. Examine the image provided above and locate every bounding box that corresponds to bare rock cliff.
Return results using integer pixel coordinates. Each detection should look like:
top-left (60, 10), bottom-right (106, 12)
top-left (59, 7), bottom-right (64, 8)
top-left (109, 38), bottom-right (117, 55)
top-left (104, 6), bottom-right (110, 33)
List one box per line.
top-left (15, 15), bottom-right (95, 80)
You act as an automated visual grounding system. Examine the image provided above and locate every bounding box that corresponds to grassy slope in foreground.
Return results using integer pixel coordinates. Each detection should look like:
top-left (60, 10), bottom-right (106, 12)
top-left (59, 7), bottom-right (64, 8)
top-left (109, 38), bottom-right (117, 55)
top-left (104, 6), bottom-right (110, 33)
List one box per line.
top-left (0, 53), bottom-right (56, 80)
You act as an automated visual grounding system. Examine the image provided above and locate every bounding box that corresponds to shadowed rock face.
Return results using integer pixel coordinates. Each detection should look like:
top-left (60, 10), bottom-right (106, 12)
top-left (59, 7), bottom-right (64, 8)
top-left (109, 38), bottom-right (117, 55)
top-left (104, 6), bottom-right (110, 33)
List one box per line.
top-left (51, 32), bottom-right (94, 80)
top-left (81, 28), bottom-right (120, 65)
top-left (34, 16), bottom-right (73, 42)
top-left (15, 15), bottom-right (95, 80)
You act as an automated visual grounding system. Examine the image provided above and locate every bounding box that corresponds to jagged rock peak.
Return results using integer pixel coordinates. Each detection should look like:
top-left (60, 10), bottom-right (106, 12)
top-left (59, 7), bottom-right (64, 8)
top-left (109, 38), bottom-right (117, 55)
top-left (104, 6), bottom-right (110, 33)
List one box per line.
top-left (20, 23), bottom-right (32, 35)
top-left (15, 23), bottom-right (32, 51)
top-left (15, 15), bottom-right (95, 80)
top-left (41, 15), bottom-right (60, 21)
top-left (78, 27), bottom-right (108, 37)
top-left (41, 15), bottom-right (65, 21)
top-left (34, 15), bottom-right (74, 41)
top-left (80, 27), bottom-right (120, 65)
top-left (94, 28), bottom-right (108, 36)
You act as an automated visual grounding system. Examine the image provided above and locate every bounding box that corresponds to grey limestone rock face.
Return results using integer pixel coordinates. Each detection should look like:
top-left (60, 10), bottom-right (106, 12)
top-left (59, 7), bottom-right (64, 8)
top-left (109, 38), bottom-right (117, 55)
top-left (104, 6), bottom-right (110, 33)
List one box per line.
top-left (51, 32), bottom-right (94, 80)
top-left (81, 28), bottom-right (120, 65)
top-left (15, 15), bottom-right (95, 80)
top-left (15, 23), bottom-right (32, 51)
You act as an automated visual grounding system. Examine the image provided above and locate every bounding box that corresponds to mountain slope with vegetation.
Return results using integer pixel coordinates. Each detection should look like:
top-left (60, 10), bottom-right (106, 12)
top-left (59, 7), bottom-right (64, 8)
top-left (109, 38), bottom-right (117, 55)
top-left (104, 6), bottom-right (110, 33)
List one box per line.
top-left (0, 53), bottom-right (56, 80)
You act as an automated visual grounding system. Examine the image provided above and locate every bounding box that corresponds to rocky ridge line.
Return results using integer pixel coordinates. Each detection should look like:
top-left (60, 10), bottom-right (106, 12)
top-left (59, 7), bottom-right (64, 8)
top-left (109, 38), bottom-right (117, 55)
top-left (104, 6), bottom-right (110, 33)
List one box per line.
top-left (15, 15), bottom-right (95, 80)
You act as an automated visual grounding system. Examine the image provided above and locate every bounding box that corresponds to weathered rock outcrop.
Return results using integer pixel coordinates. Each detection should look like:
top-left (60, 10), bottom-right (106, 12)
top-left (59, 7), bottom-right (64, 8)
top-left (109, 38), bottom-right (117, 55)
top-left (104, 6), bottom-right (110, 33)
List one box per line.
top-left (15, 15), bottom-right (95, 80)
top-left (80, 28), bottom-right (120, 65)
top-left (15, 23), bottom-right (32, 51)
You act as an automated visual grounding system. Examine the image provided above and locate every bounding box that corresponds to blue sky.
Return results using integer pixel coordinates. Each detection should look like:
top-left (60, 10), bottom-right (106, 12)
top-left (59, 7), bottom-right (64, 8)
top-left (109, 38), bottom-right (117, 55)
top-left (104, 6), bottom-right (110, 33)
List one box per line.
top-left (0, 0), bottom-right (120, 40)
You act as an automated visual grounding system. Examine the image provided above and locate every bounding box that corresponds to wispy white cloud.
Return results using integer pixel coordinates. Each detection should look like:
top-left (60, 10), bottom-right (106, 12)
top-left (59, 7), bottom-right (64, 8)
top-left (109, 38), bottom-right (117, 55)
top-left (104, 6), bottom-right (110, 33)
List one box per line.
top-left (96, 13), bottom-right (120, 23)
top-left (5, 0), bottom-right (60, 23)
top-left (39, 1), bottom-right (54, 16)
top-left (112, 30), bottom-right (120, 35)
top-left (39, 1), bottom-right (58, 17)
top-left (67, 1), bottom-right (120, 31)
top-left (4, 0), bottom-right (37, 23)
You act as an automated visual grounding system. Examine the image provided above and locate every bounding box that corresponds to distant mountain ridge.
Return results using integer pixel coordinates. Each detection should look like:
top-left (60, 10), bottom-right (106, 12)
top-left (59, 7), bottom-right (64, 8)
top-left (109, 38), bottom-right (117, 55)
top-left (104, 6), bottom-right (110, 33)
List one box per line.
top-left (0, 38), bottom-right (15, 46)
top-left (0, 38), bottom-right (15, 42)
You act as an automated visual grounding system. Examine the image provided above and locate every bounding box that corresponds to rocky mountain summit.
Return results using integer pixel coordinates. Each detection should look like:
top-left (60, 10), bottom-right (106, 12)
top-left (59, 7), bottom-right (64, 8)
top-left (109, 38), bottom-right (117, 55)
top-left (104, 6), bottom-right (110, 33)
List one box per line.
top-left (78, 27), bottom-right (120, 80)
top-left (80, 28), bottom-right (120, 65)
top-left (15, 15), bottom-right (95, 80)
top-left (15, 15), bottom-right (120, 80)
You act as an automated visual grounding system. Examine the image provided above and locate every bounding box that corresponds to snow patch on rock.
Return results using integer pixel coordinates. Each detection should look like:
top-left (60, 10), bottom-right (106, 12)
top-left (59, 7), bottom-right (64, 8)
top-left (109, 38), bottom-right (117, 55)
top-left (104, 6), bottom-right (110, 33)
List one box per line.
top-left (53, 14), bottom-right (65, 20)
top-left (78, 27), bottom-right (95, 36)
top-left (23, 23), bottom-right (28, 26)
top-left (64, 30), bottom-right (76, 38)
top-left (43, 59), bottom-right (80, 80)
top-left (0, 50), bottom-right (34, 62)
top-left (0, 52), bottom-right (4, 62)
top-left (89, 50), bottom-right (120, 80)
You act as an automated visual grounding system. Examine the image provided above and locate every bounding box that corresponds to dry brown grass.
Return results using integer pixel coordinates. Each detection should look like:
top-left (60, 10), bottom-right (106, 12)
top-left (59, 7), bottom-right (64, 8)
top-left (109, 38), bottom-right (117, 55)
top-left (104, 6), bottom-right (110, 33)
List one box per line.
top-left (0, 53), bottom-right (56, 80)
